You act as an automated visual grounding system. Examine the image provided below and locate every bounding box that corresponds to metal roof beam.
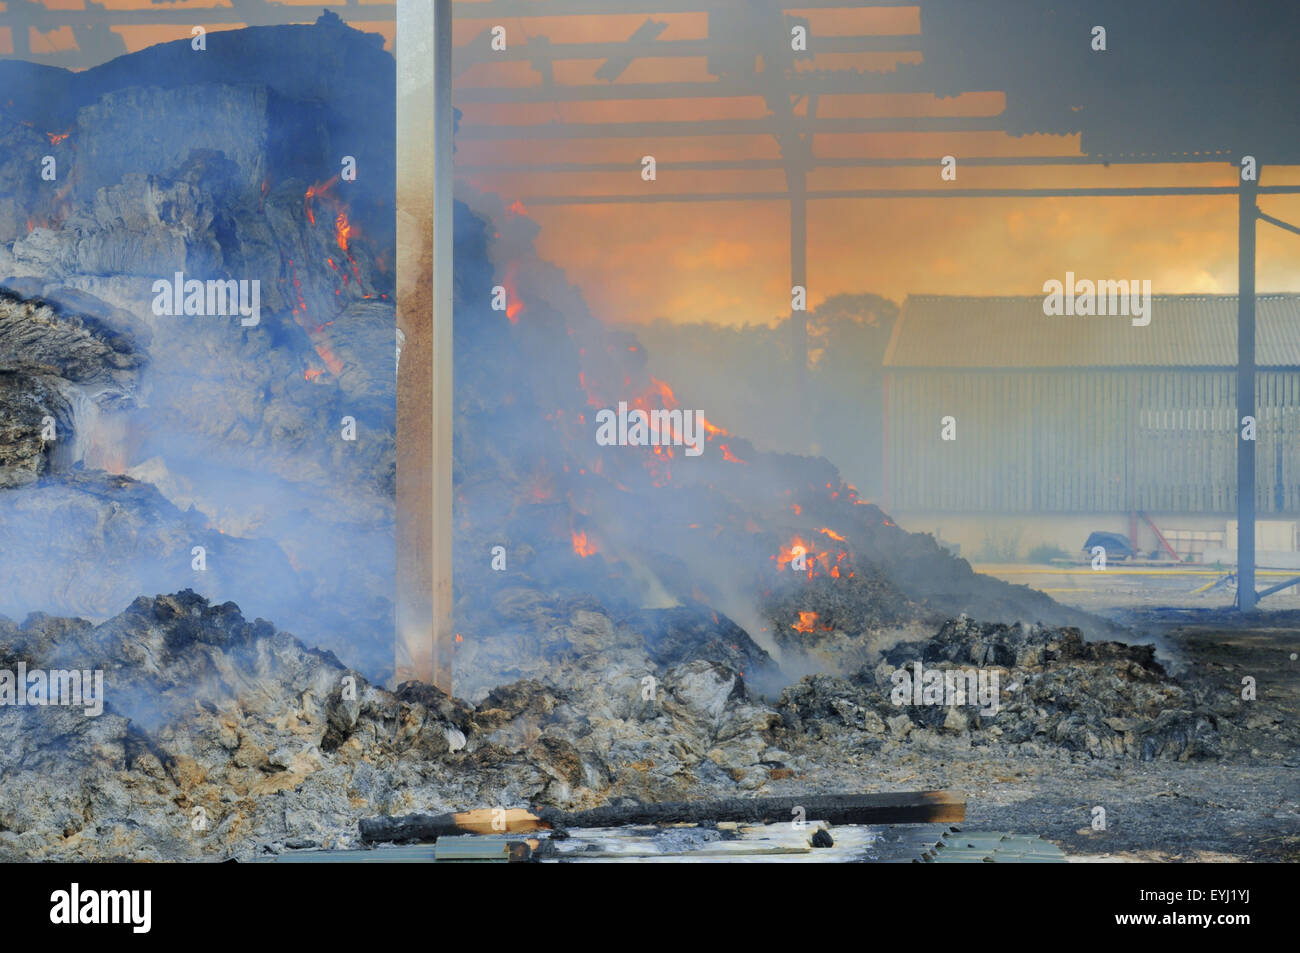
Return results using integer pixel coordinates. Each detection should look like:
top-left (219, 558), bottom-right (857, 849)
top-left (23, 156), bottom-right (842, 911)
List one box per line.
top-left (520, 184), bottom-right (1300, 204)
top-left (455, 114), bottom-right (1007, 139)
top-left (453, 74), bottom-right (933, 103)
top-left (0, 3), bottom-right (395, 28)
top-left (453, 0), bottom-right (919, 17)
top-left (460, 153), bottom-right (1241, 174)
top-left (1258, 208), bottom-right (1300, 238)
top-left (453, 33), bottom-right (919, 66)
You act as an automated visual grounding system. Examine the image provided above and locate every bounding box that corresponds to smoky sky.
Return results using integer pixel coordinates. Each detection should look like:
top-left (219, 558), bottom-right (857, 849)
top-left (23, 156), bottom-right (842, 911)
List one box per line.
top-left (447, 0), bottom-right (1300, 326)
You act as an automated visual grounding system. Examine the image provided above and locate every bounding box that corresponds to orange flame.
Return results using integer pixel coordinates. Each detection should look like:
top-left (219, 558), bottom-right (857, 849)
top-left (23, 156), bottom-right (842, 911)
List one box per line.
top-left (572, 530), bottom-right (598, 558)
top-left (303, 175), bottom-right (340, 224)
top-left (700, 414), bottom-right (729, 438)
top-left (334, 211), bottom-right (352, 253)
top-left (45, 131), bottom-right (69, 145)
top-left (285, 257), bottom-right (345, 376)
top-left (792, 611), bottom-right (818, 633)
top-left (773, 534), bottom-right (851, 579)
top-left (818, 527), bottom-right (846, 542)
top-left (503, 264), bottom-right (525, 323)
top-left (775, 537), bottom-right (814, 570)
top-left (719, 443), bottom-right (746, 464)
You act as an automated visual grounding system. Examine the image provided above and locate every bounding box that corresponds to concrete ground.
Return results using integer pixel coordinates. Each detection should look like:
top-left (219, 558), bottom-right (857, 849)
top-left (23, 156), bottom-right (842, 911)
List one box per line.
top-left (954, 565), bottom-right (1300, 860)
top-left (972, 562), bottom-right (1300, 612)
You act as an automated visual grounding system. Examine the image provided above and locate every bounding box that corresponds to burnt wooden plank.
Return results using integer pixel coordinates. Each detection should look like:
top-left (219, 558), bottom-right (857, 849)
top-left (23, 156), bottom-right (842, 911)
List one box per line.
top-left (539, 791), bottom-right (963, 831)
top-left (360, 791), bottom-right (964, 843)
top-left (360, 808), bottom-right (545, 843)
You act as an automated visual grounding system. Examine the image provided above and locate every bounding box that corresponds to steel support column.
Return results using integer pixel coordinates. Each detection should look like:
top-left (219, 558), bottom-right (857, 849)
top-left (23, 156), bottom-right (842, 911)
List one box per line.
top-left (396, 0), bottom-right (454, 690)
top-left (1237, 174), bottom-right (1258, 610)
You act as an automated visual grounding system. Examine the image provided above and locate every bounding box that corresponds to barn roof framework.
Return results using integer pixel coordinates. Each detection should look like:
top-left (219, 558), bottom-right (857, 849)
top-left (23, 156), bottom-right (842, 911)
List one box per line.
top-left (448, 0), bottom-right (1300, 611)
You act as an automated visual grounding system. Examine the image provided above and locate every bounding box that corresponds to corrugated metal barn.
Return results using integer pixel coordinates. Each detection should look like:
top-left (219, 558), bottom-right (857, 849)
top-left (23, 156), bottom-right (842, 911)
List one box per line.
top-left (881, 294), bottom-right (1300, 517)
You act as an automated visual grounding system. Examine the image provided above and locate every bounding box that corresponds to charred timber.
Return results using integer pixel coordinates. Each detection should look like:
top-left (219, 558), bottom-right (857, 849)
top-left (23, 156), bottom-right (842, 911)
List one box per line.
top-left (359, 792), bottom-right (964, 843)
top-left (539, 792), bottom-right (965, 830)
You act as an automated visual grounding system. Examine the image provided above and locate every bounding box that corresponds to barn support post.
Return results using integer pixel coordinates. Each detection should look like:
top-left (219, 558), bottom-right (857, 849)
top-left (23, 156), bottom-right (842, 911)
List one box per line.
top-left (1236, 173), bottom-right (1258, 610)
top-left (395, 0), bottom-right (454, 689)
top-left (1245, 202), bottom-right (1300, 604)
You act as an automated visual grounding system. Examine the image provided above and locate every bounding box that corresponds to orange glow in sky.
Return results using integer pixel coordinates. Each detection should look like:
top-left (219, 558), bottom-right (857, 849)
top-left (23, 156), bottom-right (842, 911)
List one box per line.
top-left (450, 3), bottom-right (1300, 326)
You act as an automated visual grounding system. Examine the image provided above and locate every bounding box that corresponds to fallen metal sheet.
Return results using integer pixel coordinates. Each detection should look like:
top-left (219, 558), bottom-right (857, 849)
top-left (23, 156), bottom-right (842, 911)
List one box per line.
top-left (918, 829), bottom-right (1067, 864)
top-left (257, 824), bottom-right (1065, 863)
top-left (537, 822), bottom-right (877, 863)
top-left (263, 845), bottom-right (439, 863)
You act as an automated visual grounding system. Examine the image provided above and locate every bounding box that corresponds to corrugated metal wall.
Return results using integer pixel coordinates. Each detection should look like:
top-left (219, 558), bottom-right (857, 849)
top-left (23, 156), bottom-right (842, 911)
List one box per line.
top-left (885, 370), bottom-right (1300, 514)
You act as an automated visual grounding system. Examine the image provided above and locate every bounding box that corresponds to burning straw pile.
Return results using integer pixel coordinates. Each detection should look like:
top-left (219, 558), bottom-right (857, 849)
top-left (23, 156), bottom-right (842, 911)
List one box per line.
top-left (0, 14), bottom-right (396, 671)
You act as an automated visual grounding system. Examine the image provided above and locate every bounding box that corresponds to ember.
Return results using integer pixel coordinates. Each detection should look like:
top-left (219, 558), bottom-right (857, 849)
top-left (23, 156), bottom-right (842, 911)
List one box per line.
top-left (335, 211), bottom-right (353, 253)
top-left (572, 529), bottom-right (598, 558)
top-left (792, 610), bottom-right (818, 633)
top-left (503, 265), bottom-right (525, 322)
